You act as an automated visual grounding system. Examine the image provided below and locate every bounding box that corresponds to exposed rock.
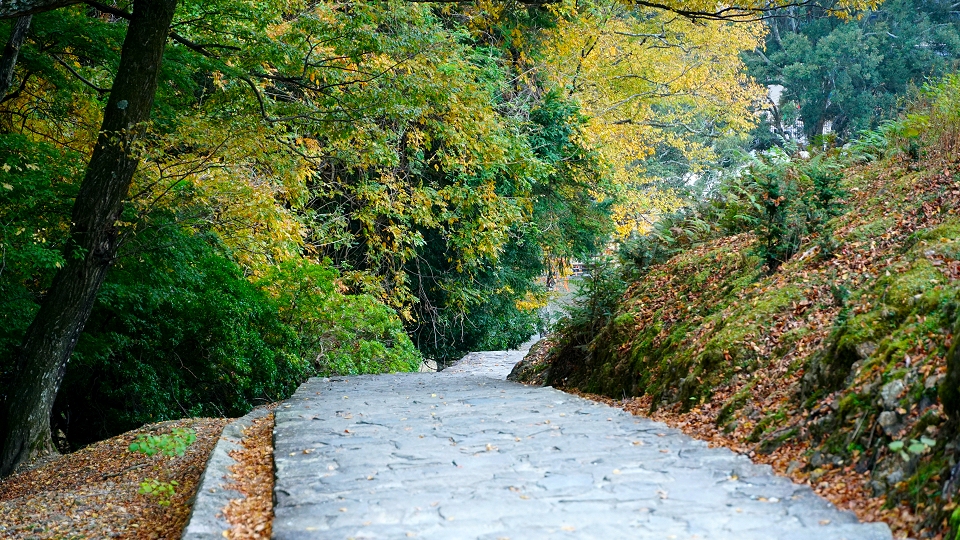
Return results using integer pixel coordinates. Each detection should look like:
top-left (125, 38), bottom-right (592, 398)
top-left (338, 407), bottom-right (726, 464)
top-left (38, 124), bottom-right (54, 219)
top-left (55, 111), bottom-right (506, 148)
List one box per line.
top-left (506, 338), bottom-right (552, 385)
top-left (855, 342), bottom-right (878, 360)
top-left (810, 451), bottom-right (824, 468)
top-left (925, 375), bottom-right (942, 390)
top-left (884, 469), bottom-right (904, 486)
top-left (809, 468), bottom-right (827, 482)
top-left (878, 411), bottom-right (900, 436)
top-left (880, 379), bottom-right (905, 410)
top-left (418, 359), bottom-right (438, 372)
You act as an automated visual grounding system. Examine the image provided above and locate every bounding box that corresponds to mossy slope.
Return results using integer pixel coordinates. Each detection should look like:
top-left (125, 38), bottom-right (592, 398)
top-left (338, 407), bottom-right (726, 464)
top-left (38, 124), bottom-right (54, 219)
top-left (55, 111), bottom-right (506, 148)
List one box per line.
top-left (532, 153), bottom-right (960, 537)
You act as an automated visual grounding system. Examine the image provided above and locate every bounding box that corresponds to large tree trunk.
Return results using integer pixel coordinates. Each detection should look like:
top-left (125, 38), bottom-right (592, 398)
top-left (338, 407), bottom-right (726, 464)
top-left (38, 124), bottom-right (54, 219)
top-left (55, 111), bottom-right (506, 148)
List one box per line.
top-left (0, 15), bottom-right (31, 99)
top-left (0, 0), bottom-right (178, 477)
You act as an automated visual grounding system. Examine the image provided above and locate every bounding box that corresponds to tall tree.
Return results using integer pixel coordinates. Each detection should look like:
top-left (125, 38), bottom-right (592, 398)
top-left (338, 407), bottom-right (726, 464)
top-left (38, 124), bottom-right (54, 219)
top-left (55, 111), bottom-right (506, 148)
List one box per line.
top-left (746, 0), bottom-right (960, 143)
top-left (0, 0), bottom-right (177, 476)
top-left (0, 0), bottom-right (889, 477)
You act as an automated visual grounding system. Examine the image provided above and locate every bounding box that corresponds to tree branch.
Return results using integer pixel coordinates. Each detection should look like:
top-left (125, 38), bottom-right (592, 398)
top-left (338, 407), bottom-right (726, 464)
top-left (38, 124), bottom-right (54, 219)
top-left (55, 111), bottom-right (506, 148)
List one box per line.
top-left (85, 1), bottom-right (241, 56)
top-left (51, 53), bottom-right (110, 93)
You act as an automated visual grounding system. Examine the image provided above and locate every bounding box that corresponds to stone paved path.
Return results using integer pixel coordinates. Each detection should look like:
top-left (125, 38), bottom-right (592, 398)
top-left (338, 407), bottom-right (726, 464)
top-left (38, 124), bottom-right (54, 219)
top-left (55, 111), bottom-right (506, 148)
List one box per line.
top-left (272, 348), bottom-right (892, 540)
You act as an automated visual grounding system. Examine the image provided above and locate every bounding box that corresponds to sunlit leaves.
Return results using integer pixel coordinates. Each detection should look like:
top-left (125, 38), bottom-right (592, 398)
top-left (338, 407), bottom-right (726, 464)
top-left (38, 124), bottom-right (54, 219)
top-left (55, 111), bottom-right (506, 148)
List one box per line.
top-left (543, 0), bottom-right (765, 237)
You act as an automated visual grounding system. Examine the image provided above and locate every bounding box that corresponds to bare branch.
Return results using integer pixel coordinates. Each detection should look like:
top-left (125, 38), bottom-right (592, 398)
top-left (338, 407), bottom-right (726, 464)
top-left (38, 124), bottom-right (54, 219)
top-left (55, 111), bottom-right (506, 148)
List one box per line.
top-left (51, 53), bottom-right (110, 93)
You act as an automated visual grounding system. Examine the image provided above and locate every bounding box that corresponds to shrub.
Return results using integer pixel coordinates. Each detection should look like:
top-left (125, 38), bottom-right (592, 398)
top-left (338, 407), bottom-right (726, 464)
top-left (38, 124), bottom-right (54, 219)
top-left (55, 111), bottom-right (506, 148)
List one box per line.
top-left (261, 258), bottom-right (422, 376)
top-left (50, 222), bottom-right (422, 446)
top-left (55, 224), bottom-right (309, 445)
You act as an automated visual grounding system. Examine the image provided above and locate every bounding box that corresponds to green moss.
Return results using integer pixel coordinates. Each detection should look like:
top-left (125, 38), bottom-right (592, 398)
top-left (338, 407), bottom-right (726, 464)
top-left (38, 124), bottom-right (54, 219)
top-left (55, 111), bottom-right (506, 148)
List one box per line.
top-left (884, 262), bottom-right (942, 312)
top-left (759, 427), bottom-right (798, 454)
top-left (776, 326), bottom-right (811, 356)
top-left (717, 380), bottom-right (758, 427)
top-left (612, 312), bottom-right (635, 328)
top-left (848, 216), bottom-right (896, 242)
top-left (748, 407), bottom-right (788, 443)
top-left (837, 392), bottom-right (872, 417)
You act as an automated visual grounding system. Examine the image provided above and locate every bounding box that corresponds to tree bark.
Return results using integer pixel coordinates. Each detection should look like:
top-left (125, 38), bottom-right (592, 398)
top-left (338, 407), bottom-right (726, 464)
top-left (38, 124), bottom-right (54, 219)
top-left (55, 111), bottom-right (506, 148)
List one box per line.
top-left (0, 0), bottom-right (76, 19)
top-left (0, 15), bottom-right (30, 99)
top-left (0, 0), bottom-right (178, 477)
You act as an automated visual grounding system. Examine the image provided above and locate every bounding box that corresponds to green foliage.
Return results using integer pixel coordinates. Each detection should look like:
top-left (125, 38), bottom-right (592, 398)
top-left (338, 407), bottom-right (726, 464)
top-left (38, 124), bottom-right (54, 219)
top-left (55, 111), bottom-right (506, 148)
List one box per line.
top-left (746, 0), bottom-right (960, 144)
top-left (950, 506), bottom-right (960, 540)
top-left (569, 257), bottom-right (628, 336)
top-left (129, 428), bottom-right (197, 457)
top-left (903, 74), bottom-right (960, 161)
top-left (53, 223), bottom-right (309, 444)
top-left (743, 150), bottom-right (845, 273)
top-left (888, 437), bottom-right (936, 462)
top-left (528, 91), bottom-right (612, 263)
top-left (263, 259), bottom-right (422, 375)
top-left (542, 255), bottom-right (627, 389)
top-left (0, 135), bottom-right (82, 407)
top-left (620, 147), bottom-right (846, 276)
top-left (138, 478), bottom-right (178, 507)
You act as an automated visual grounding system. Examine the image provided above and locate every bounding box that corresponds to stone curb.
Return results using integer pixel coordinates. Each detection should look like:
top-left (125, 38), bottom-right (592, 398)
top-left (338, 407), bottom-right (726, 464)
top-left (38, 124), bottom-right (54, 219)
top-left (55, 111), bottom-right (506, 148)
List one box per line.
top-left (180, 406), bottom-right (273, 540)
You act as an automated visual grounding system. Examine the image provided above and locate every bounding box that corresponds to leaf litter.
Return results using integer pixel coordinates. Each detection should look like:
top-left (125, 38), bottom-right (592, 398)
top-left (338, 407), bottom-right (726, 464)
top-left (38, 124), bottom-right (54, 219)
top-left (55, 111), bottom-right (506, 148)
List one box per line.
top-left (0, 417), bottom-right (226, 539)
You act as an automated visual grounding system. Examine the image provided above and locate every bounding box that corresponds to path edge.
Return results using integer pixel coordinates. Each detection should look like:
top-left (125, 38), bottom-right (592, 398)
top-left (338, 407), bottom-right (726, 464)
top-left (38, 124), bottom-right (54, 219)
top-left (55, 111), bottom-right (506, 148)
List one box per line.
top-left (180, 407), bottom-right (273, 540)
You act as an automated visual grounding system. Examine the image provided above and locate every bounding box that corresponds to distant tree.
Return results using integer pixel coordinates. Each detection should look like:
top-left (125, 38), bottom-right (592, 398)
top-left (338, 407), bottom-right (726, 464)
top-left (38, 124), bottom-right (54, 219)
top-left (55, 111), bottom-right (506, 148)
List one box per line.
top-left (746, 0), bottom-right (960, 144)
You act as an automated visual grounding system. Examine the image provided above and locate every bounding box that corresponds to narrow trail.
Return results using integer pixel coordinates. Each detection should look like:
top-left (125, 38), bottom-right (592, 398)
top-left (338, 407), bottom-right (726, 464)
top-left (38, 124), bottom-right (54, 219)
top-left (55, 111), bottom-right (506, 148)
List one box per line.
top-left (271, 346), bottom-right (892, 540)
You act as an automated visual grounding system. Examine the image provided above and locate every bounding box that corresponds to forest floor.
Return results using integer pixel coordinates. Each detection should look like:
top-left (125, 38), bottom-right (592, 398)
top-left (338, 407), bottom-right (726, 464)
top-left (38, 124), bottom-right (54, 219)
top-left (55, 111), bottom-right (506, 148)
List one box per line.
top-left (0, 418), bottom-right (226, 539)
top-left (0, 412), bottom-right (276, 540)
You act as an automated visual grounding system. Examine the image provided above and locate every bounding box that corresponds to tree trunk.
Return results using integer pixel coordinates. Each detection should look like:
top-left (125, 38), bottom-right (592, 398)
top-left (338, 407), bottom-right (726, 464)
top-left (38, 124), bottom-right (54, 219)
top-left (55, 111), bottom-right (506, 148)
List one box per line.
top-left (0, 0), bottom-right (178, 477)
top-left (0, 1), bottom-right (78, 19)
top-left (0, 15), bottom-right (30, 99)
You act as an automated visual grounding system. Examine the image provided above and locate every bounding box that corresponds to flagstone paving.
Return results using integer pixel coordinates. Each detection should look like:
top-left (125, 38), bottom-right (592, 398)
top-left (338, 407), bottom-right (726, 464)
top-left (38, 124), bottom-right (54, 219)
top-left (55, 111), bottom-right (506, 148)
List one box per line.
top-left (272, 348), bottom-right (892, 540)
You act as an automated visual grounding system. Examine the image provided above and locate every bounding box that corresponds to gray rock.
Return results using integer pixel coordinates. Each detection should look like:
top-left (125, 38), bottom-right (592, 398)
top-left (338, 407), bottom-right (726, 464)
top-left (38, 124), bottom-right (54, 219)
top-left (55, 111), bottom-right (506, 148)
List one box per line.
top-left (878, 411), bottom-right (900, 436)
top-left (885, 469), bottom-right (904, 486)
top-left (419, 359), bottom-right (438, 372)
top-left (855, 342), bottom-right (878, 360)
top-left (925, 375), bottom-right (942, 390)
top-left (880, 380), bottom-right (905, 410)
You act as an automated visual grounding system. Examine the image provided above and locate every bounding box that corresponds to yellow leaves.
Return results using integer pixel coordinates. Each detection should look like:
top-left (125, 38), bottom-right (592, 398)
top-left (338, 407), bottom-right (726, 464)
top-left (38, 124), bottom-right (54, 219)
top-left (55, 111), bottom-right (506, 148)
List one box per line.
top-left (128, 117), bottom-right (307, 275)
top-left (543, 0), bottom-right (765, 237)
top-left (212, 71), bottom-right (226, 90)
top-left (515, 291), bottom-right (548, 312)
top-left (610, 185), bottom-right (683, 239)
top-left (619, 0), bottom-right (879, 19)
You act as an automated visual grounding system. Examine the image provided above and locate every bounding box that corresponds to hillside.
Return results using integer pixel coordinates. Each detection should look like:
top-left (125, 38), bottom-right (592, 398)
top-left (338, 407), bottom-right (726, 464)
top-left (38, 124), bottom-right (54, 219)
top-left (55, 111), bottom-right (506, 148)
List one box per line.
top-left (522, 80), bottom-right (960, 538)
